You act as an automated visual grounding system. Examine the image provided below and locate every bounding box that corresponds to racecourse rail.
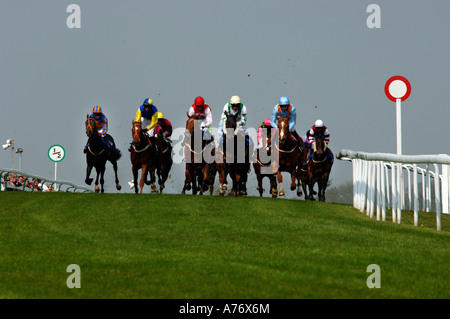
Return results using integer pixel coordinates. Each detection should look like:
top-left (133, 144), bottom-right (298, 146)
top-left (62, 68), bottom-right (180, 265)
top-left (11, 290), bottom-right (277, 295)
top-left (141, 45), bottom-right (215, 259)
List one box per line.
top-left (0, 167), bottom-right (93, 193)
top-left (337, 149), bottom-right (450, 231)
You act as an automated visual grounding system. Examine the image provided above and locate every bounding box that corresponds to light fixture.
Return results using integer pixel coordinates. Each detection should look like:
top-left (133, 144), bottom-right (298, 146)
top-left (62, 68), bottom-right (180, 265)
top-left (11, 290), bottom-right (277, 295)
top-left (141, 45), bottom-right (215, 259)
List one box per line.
top-left (2, 138), bottom-right (14, 150)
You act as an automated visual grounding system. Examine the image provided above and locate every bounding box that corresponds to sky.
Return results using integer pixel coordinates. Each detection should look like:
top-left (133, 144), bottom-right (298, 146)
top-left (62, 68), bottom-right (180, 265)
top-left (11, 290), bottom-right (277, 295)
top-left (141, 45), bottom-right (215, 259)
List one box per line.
top-left (2, 0), bottom-right (450, 197)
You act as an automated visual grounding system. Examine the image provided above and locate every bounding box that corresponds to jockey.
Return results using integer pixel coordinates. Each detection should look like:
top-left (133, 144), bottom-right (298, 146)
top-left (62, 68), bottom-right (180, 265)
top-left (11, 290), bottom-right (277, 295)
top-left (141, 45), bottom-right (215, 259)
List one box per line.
top-left (218, 95), bottom-right (250, 146)
top-left (188, 96), bottom-right (213, 140)
top-left (84, 105), bottom-right (113, 153)
top-left (257, 118), bottom-right (275, 149)
top-left (129, 98), bottom-right (159, 152)
top-left (307, 119), bottom-right (334, 162)
top-left (270, 96), bottom-right (302, 147)
top-left (136, 98), bottom-right (159, 137)
top-left (154, 112), bottom-right (173, 148)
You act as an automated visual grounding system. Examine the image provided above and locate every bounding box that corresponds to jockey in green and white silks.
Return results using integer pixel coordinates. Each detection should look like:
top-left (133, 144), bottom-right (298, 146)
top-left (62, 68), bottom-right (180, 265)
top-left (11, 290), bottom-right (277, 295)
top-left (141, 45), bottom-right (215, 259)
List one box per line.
top-left (217, 95), bottom-right (249, 144)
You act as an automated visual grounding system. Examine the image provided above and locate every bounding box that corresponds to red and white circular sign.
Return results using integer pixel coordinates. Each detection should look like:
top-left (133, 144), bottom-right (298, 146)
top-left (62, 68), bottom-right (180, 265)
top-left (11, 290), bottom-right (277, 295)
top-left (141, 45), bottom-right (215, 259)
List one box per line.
top-left (385, 75), bottom-right (411, 102)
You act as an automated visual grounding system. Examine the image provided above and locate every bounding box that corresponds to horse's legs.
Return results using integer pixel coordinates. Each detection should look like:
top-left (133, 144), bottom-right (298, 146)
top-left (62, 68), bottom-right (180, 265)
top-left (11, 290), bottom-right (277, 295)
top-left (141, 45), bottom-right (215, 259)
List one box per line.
top-left (110, 159), bottom-right (121, 191)
top-left (270, 174), bottom-right (278, 198)
top-left (149, 168), bottom-right (157, 193)
top-left (307, 175), bottom-right (316, 200)
top-left (140, 164), bottom-right (148, 194)
top-left (132, 165), bottom-right (139, 194)
top-left (85, 164), bottom-right (94, 185)
top-left (290, 168), bottom-right (297, 191)
top-left (99, 167), bottom-right (105, 193)
top-left (277, 171), bottom-right (285, 196)
top-left (217, 164), bottom-right (226, 196)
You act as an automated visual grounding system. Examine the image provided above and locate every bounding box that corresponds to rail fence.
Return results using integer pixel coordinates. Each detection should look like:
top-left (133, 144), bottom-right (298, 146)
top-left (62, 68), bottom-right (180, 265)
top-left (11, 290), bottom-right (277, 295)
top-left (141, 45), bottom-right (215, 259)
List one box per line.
top-left (337, 149), bottom-right (450, 231)
top-left (1, 167), bottom-right (93, 193)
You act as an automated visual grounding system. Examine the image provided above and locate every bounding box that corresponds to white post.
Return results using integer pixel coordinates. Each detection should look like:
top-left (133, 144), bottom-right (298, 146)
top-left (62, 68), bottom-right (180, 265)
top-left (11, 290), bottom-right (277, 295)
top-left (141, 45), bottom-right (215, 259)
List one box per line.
top-left (442, 164), bottom-right (449, 215)
top-left (391, 162), bottom-right (397, 223)
top-left (434, 164), bottom-right (442, 231)
top-left (397, 162), bottom-right (402, 224)
top-left (381, 162), bottom-right (386, 221)
top-left (55, 162), bottom-right (57, 181)
top-left (413, 164), bottom-right (419, 226)
top-left (396, 99), bottom-right (402, 155)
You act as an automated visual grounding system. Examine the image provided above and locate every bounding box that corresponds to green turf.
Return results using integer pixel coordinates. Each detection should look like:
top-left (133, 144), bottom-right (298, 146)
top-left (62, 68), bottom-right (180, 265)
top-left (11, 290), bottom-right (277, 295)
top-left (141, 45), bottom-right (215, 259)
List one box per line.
top-left (1, 192), bottom-right (449, 298)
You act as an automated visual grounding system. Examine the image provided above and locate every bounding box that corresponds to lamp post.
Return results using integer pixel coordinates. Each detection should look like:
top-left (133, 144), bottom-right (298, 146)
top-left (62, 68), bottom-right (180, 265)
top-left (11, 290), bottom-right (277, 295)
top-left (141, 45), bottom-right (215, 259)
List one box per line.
top-left (2, 139), bottom-right (14, 169)
top-left (16, 148), bottom-right (23, 171)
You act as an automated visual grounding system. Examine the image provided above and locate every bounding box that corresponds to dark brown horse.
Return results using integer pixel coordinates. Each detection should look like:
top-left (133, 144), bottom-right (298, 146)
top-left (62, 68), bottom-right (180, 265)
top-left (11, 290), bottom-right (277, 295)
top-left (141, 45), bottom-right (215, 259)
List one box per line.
top-left (253, 127), bottom-right (278, 198)
top-left (217, 111), bottom-right (253, 197)
top-left (154, 133), bottom-right (173, 193)
top-left (130, 120), bottom-right (157, 194)
top-left (182, 113), bottom-right (216, 195)
top-left (85, 115), bottom-right (121, 193)
top-left (274, 116), bottom-right (304, 197)
top-left (307, 133), bottom-right (333, 201)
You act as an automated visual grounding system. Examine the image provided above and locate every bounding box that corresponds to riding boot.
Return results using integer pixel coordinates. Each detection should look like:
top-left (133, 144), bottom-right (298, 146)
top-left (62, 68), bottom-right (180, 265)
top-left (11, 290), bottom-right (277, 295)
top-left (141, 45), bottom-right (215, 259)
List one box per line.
top-left (128, 143), bottom-right (133, 152)
top-left (83, 141), bottom-right (89, 154)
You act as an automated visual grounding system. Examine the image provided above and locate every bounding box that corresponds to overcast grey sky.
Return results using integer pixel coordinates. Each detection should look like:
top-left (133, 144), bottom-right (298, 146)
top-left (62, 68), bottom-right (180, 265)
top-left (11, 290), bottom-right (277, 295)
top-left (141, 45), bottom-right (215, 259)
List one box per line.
top-left (2, 1), bottom-right (450, 196)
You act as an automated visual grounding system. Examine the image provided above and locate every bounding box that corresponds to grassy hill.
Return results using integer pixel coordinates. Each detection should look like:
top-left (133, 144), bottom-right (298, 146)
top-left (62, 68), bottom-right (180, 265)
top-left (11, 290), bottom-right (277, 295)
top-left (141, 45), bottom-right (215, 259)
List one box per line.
top-left (1, 192), bottom-right (450, 299)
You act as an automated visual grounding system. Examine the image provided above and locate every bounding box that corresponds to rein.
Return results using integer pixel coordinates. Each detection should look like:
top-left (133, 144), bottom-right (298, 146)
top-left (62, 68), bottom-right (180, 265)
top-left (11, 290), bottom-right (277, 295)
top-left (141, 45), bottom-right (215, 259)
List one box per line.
top-left (88, 145), bottom-right (105, 156)
top-left (275, 142), bottom-right (297, 153)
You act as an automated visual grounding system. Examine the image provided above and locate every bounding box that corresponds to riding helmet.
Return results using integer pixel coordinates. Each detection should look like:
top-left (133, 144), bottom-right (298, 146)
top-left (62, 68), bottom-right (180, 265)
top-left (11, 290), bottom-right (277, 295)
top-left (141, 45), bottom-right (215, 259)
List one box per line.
top-left (92, 105), bottom-right (102, 114)
top-left (194, 96), bottom-right (205, 107)
top-left (279, 96), bottom-right (290, 106)
top-left (157, 112), bottom-right (164, 120)
top-left (143, 98), bottom-right (153, 106)
top-left (230, 95), bottom-right (241, 104)
top-left (315, 119), bottom-right (324, 128)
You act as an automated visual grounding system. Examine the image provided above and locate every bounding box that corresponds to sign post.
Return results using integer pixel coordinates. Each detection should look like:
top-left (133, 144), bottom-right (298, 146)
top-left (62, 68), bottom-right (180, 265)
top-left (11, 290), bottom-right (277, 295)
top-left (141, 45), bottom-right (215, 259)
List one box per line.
top-left (384, 75), bottom-right (411, 222)
top-left (48, 145), bottom-right (65, 180)
top-left (384, 75), bottom-right (411, 155)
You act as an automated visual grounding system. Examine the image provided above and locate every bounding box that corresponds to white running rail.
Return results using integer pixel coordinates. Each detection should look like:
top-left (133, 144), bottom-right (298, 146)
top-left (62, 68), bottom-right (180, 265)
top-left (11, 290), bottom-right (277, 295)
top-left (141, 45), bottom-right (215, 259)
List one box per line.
top-left (337, 149), bottom-right (450, 231)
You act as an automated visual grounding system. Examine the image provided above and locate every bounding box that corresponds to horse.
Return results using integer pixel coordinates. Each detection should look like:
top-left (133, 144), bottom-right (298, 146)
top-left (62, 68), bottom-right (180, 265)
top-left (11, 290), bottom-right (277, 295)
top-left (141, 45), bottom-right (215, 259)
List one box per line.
top-left (84, 114), bottom-right (122, 193)
top-left (274, 116), bottom-right (304, 197)
top-left (130, 120), bottom-right (158, 194)
top-left (182, 113), bottom-right (216, 195)
top-left (153, 132), bottom-right (173, 193)
top-left (306, 133), bottom-right (334, 201)
top-left (217, 111), bottom-right (253, 197)
top-left (252, 127), bottom-right (278, 198)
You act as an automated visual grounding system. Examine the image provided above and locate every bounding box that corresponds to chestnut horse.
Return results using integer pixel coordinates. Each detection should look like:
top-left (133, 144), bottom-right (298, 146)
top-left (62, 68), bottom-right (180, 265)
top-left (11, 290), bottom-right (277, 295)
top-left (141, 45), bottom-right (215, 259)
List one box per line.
top-left (85, 115), bottom-right (121, 193)
top-left (130, 120), bottom-right (157, 194)
top-left (274, 116), bottom-right (304, 197)
top-left (182, 113), bottom-right (216, 195)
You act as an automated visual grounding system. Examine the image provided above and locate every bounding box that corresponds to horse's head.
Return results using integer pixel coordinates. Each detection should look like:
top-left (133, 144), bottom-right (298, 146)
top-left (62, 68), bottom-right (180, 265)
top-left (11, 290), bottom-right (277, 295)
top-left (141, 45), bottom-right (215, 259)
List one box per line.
top-left (224, 111), bottom-right (238, 130)
top-left (132, 120), bottom-right (144, 144)
top-left (185, 112), bottom-right (202, 134)
top-left (276, 116), bottom-right (290, 145)
top-left (223, 111), bottom-right (239, 140)
top-left (313, 133), bottom-right (327, 156)
top-left (85, 114), bottom-right (97, 138)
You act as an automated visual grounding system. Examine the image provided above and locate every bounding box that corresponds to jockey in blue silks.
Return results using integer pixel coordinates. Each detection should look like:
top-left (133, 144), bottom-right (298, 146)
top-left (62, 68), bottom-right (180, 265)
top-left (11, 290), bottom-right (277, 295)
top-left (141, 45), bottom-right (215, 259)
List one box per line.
top-left (270, 96), bottom-right (302, 147)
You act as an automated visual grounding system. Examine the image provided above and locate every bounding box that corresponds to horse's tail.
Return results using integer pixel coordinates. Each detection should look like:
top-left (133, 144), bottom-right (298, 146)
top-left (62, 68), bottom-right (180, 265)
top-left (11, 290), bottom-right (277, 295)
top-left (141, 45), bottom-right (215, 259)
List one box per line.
top-left (114, 148), bottom-right (122, 161)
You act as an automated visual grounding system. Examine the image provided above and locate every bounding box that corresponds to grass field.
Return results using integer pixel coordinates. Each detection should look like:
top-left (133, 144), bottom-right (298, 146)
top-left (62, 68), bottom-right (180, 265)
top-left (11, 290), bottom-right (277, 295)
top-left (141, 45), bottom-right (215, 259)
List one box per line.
top-left (1, 192), bottom-right (450, 299)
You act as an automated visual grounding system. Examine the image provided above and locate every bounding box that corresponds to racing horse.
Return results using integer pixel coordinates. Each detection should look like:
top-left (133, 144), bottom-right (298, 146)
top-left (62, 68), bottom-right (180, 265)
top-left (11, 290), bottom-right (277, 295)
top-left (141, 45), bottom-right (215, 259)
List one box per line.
top-left (274, 116), bottom-right (304, 197)
top-left (217, 111), bottom-right (253, 197)
top-left (306, 133), bottom-right (333, 201)
top-left (130, 120), bottom-right (158, 194)
top-left (252, 126), bottom-right (278, 198)
top-left (85, 114), bottom-right (122, 193)
top-left (182, 113), bottom-right (216, 195)
top-left (153, 132), bottom-right (173, 193)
